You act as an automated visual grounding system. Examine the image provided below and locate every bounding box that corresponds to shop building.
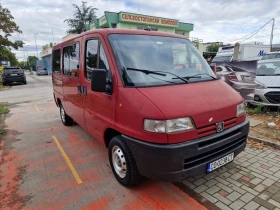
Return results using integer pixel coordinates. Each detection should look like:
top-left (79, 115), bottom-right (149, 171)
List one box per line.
top-left (87, 11), bottom-right (194, 38)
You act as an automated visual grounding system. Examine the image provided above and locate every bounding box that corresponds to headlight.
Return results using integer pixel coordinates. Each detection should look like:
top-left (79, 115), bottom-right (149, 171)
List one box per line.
top-left (144, 117), bottom-right (194, 133)
top-left (237, 102), bottom-right (245, 116)
top-left (255, 81), bottom-right (267, 89)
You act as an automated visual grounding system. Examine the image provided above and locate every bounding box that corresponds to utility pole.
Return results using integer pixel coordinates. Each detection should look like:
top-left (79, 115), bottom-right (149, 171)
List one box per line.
top-left (51, 27), bottom-right (55, 44)
top-left (270, 18), bottom-right (275, 52)
top-left (34, 33), bottom-right (39, 58)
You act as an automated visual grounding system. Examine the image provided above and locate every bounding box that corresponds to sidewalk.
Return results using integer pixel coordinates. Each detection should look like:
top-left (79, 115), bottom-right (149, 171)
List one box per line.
top-left (179, 147), bottom-right (280, 210)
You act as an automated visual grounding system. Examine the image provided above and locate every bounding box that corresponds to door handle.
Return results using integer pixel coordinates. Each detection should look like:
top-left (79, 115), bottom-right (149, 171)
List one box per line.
top-left (82, 85), bottom-right (87, 96)
top-left (77, 84), bottom-right (82, 94)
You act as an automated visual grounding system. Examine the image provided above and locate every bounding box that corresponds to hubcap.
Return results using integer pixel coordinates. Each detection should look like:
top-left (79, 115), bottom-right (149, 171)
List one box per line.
top-left (61, 106), bottom-right (66, 123)
top-left (112, 146), bottom-right (127, 178)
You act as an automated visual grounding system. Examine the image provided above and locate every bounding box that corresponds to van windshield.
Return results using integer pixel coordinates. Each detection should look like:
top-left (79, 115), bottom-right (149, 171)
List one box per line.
top-left (109, 34), bottom-right (216, 87)
top-left (212, 56), bottom-right (232, 62)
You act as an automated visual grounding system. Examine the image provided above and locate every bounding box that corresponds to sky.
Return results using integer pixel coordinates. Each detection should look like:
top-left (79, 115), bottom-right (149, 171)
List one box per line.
top-left (2, 0), bottom-right (280, 61)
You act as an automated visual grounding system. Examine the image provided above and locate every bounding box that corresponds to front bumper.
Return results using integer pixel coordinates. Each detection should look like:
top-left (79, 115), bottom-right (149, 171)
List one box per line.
top-left (251, 88), bottom-right (280, 106)
top-left (123, 119), bottom-right (249, 182)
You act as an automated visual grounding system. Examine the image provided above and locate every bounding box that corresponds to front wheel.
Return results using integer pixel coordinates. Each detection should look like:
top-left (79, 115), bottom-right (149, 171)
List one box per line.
top-left (109, 136), bottom-right (141, 187)
top-left (60, 104), bottom-right (73, 126)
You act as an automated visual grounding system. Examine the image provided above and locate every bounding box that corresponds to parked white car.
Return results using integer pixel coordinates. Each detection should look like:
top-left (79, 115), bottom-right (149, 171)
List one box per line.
top-left (252, 59), bottom-right (280, 106)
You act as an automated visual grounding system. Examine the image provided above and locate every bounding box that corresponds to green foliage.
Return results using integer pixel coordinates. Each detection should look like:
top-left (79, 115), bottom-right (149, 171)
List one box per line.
top-left (0, 3), bottom-right (24, 49)
top-left (64, 1), bottom-right (98, 34)
top-left (42, 42), bottom-right (55, 50)
top-left (17, 61), bottom-right (25, 69)
top-left (247, 105), bottom-right (264, 114)
top-left (0, 47), bottom-right (17, 65)
top-left (0, 103), bottom-right (9, 115)
top-left (206, 44), bottom-right (221, 52)
top-left (27, 56), bottom-right (38, 69)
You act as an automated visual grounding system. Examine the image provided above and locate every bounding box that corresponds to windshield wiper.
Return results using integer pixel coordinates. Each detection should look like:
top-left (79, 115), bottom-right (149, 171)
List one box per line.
top-left (126, 67), bottom-right (189, 83)
top-left (172, 73), bottom-right (216, 81)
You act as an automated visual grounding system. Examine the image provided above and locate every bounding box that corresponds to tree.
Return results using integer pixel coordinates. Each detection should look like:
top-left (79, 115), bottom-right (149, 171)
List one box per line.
top-left (0, 3), bottom-right (24, 50)
top-left (42, 42), bottom-right (55, 50)
top-left (0, 47), bottom-right (17, 65)
top-left (64, 1), bottom-right (97, 34)
top-left (17, 61), bottom-right (25, 69)
top-left (27, 56), bottom-right (38, 70)
top-left (206, 44), bottom-right (221, 52)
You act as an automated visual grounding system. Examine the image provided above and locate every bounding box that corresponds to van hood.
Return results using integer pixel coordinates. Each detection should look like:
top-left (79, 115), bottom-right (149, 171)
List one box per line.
top-left (137, 80), bottom-right (243, 128)
top-left (256, 76), bottom-right (280, 88)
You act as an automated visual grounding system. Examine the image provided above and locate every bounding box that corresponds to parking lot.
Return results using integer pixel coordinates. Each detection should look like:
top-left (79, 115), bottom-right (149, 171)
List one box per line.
top-left (0, 74), bottom-right (206, 210)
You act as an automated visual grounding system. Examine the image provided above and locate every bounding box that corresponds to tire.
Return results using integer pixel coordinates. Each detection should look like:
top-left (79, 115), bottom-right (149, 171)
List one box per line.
top-left (59, 103), bottom-right (73, 126)
top-left (23, 80), bottom-right (27, 85)
top-left (109, 136), bottom-right (142, 187)
top-left (2, 82), bottom-right (6, 86)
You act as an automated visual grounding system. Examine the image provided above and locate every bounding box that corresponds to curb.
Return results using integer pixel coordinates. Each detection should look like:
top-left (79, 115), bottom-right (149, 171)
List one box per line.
top-left (248, 135), bottom-right (280, 149)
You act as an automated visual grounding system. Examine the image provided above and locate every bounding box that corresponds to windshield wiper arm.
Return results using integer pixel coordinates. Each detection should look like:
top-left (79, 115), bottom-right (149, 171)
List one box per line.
top-left (188, 73), bottom-right (217, 80)
top-left (126, 67), bottom-right (189, 84)
top-left (126, 67), bottom-right (166, 76)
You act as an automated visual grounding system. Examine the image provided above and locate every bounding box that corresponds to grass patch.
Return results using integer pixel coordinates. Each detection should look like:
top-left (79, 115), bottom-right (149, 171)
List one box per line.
top-left (0, 103), bottom-right (9, 134)
top-left (247, 105), bottom-right (264, 115)
top-left (0, 103), bottom-right (9, 115)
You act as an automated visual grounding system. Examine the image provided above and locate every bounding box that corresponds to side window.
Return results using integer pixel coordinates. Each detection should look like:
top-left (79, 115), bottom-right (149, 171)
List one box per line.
top-left (85, 39), bottom-right (98, 79)
top-left (69, 43), bottom-right (80, 77)
top-left (99, 44), bottom-right (110, 70)
top-left (63, 46), bottom-right (70, 75)
top-left (53, 49), bottom-right (61, 74)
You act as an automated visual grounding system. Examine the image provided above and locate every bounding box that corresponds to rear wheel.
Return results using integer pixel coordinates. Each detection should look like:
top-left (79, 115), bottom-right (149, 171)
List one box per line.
top-left (109, 136), bottom-right (141, 187)
top-left (60, 104), bottom-right (73, 126)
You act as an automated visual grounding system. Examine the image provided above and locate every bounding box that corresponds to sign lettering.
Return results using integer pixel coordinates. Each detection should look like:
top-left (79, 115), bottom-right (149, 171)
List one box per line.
top-left (120, 13), bottom-right (178, 27)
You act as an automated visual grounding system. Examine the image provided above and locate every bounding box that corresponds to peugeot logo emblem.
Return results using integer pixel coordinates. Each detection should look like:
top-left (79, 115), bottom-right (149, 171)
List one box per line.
top-left (216, 121), bottom-right (224, 133)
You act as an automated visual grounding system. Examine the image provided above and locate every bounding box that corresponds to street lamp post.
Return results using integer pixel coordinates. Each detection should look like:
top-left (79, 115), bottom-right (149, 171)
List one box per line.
top-left (51, 27), bottom-right (55, 44)
top-left (34, 33), bottom-right (39, 59)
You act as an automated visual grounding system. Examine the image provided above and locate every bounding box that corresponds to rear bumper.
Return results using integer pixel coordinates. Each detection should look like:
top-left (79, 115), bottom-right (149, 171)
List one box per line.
top-left (123, 119), bottom-right (249, 182)
top-left (3, 76), bottom-right (26, 83)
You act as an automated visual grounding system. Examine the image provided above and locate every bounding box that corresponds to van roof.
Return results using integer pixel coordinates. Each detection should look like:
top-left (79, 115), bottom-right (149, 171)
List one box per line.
top-left (54, 28), bottom-right (187, 48)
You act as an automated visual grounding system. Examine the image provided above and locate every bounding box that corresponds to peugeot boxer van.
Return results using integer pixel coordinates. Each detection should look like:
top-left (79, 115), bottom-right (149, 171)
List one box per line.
top-left (52, 29), bottom-right (249, 187)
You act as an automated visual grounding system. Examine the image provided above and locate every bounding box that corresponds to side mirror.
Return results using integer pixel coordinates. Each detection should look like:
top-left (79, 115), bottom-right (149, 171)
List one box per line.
top-left (91, 69), bottom-right (107, 92)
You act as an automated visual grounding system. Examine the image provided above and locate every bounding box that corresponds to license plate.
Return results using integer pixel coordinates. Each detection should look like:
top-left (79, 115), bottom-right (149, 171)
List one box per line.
top-left (242, 76), bottom-right (254, 81)
top-left (11, 74), bottom-right (17, 76)
top-left (207, 153), bottom-right (234, 172)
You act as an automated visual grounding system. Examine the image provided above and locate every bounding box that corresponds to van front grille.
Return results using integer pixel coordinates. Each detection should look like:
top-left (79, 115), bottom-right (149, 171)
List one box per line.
top-left (197, 117), bottom-right (238, 138)
top-left (265, 92), bottom-right (280, 104)
top-left (184, 136), bottom-right (246, 169)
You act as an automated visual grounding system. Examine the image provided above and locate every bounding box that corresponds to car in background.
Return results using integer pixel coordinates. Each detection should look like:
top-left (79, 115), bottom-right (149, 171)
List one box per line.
top-left (261, 52), bottom-right (280, 60)
top-left (216, 65), bottom-right (255, 101)
top-left (1, 67), bottom-right (26, 85)
top-left (36, 68), bottom-right (48, 75)
top-left (252, 59), bottom-right (280, 106)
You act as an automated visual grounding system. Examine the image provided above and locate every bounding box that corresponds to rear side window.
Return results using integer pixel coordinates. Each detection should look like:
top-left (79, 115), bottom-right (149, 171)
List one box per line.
top-left (53, 49), bottom-right (61, 74)
top-left (63, 42), bottom-right (80, 77)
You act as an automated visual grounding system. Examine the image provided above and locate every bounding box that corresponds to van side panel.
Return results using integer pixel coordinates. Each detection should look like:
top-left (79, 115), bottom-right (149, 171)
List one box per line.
top-left (61, 38), bottom-right (86, 129)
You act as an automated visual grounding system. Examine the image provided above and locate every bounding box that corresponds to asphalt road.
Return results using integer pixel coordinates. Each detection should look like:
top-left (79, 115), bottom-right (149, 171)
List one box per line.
top-left (0, 74), bottom-right (206, 210)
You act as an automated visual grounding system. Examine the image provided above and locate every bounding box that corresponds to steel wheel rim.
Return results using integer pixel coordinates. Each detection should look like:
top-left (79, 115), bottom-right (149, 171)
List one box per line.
top-left (112, 146), bottom-right (127, 178)
top-left (61, 106), bottom-right (66, 123)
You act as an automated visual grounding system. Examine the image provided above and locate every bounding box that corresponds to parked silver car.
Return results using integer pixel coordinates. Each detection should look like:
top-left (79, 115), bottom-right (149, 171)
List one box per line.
top-left (261, 52), bottom-right (280, 60)
top-left (252, 59), bottom-right (280, 106)
top-left (37, 68), bottom-right (48, 75)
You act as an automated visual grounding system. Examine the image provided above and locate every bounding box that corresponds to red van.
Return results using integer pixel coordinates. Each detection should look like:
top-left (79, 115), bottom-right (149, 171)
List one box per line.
top-left (52, 29), bottom-right (249, 187)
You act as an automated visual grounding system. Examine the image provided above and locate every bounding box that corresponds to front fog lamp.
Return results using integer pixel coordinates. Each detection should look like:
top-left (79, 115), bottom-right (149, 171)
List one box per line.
top-left (237, 102), bottom-right (245, 116)
top-left (144, 117), bottom-right (194, 133)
